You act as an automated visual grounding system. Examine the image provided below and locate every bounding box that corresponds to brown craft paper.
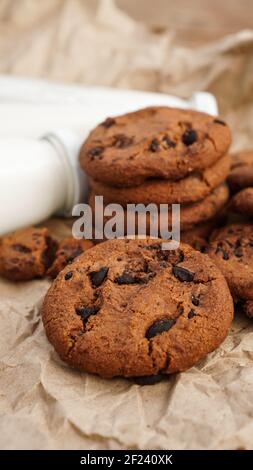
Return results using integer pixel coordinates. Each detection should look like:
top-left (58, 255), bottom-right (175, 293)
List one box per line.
top-left (0, 0), bottom-right (253, 450)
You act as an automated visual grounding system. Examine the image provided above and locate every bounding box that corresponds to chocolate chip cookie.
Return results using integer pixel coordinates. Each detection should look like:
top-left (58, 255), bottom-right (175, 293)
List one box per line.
top-left (207, 222), bottom-right (253, 301)
top-left (228, 150), bottom-right (253, 192)
top-left (80, 107), bottom-right (231, 187)
top-left (42, 239), bottom-right (233, 379)
top-left (0, 227), bottom-right (57, 281)
top-left (181, 219), bottom-right (218, 251)
top-left (90, 153), bottom-right (230, 205)
top-left (209, 222), bottom-right (253, 242)
top-left (47, 238), bottom-right (94, 278)
top-left (89, 183), bottom-right (229, 233)
top-left (230, 188), bottom-right (253, 216)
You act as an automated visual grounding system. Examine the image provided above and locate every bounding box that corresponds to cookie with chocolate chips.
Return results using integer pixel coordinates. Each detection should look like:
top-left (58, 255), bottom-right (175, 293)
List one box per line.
top-left (181, 219), bottom-right (219, 252)
top-left (209, 222), bottom-right (253, 242)
top-left (89, 183), bottom-right (229, 233)
top-left (80, 107), bottom-right (231, 187)
top-left (42, 239), bottom-right (233, 380)
top-left (228, 150), bottom-right (253, 193)
top-left (229, 188), bottom-right (253, 216)
top-left (90, 153), bottom-right (230, 205)
top-left (0, 227), bottom-right (57, 281)
top-left (207, 222), bottom-right (253, 301)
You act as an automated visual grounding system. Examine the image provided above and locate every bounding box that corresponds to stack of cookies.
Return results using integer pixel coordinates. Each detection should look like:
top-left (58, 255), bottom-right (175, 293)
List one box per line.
top-left (228, 150), bottom-right (253, 218)
top-left (205, 149), bottom-right (253, 319)
top-left (79, 106), bottom-right (231, 242)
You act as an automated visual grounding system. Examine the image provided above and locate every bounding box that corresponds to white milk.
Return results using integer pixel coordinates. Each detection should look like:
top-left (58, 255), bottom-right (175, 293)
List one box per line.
top-left (0, 131), bottom-right (87, 235)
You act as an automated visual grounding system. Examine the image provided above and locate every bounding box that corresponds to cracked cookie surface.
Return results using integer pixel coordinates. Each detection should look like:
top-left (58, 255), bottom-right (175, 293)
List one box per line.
top-left (80, 107), bottom-right (231, 187)
top-left (42, 238), bottom-right (233, 379)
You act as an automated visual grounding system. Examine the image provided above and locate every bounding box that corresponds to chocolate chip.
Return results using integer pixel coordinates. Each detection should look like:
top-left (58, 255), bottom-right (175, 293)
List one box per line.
top-left (11, 244), bottom-right (31, 254)
top-left (149, 245), bottom-right (184, 265)
top-left (89, 267), bottom-right (109, 287)
top-left (76, 305), bottom-right (99, 320)
top-left (143, 260), bottom-right (151, 273)
top-left (182, 129), bottom-right (197, 146)
top-left (191, 295), bottom-right (199, 306)
top-left (188, 309), bottom-right (196, 319)
top-left (234, 248), bottom-right (243, 258)
top-left (161, 249), bottom-right (184, 264)
top-left (162, 136), bottom-right (176, 148)
top-left (115, 272), bottom-right (137, 285)
top-left (178, 251), bottom-right (185, 263)
top-left (213, 118), bottom-right (226, 126)
top-left (164, 250), bottom-right (185, 265)
top-left (172, 266), bottom-right (194, 282)
top-left (146, 318), bottom-right (175, 339)
top-left (215, 244), bottom-right (230, 260)
top-left (101, 117), bottom-right (115, 128)
top-left (113, 134), bottom-right (133, 148)
top-left (133, 374), bottom-right (165, 386)
top-left (235, 239), bottom-right (241, 248)
top-left (88, 147), bottom-right (103, 159)
top-left (89, 267), bottom-right (108, 287)
top-left (65, 271), bottom-right (73, 280)
top-left (114, 270), bottom-right (153, 285)
top-left (149, 139), bottom-right (159, 152)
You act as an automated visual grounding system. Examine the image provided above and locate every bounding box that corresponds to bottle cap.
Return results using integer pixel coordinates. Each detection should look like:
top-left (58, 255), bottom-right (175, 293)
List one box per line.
top-left (189, 92), bottom-right (218, 116)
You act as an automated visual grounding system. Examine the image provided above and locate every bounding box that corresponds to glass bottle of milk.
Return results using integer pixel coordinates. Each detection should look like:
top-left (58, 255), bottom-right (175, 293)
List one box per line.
top-left (0, 131), bottom-right (87, 235)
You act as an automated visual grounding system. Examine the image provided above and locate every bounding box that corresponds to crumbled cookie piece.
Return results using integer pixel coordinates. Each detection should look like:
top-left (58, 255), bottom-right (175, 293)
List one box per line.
top-left (47, 238), bottom-right (93, 278)
top-left (0, 227), bottom-right (57, 281)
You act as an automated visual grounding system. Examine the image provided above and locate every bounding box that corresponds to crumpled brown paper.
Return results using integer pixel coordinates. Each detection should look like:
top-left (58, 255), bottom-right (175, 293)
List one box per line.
top-left (1, 0), bottom-right (253, 450)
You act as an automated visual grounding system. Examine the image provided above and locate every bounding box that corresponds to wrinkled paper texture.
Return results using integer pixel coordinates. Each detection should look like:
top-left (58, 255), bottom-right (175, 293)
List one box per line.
top-left (0, 0), bottom-right (253, 450)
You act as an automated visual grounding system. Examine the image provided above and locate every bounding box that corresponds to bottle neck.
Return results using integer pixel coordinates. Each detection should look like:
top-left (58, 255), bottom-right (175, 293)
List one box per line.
top-left (42, 130), bottom-right (88, 216)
